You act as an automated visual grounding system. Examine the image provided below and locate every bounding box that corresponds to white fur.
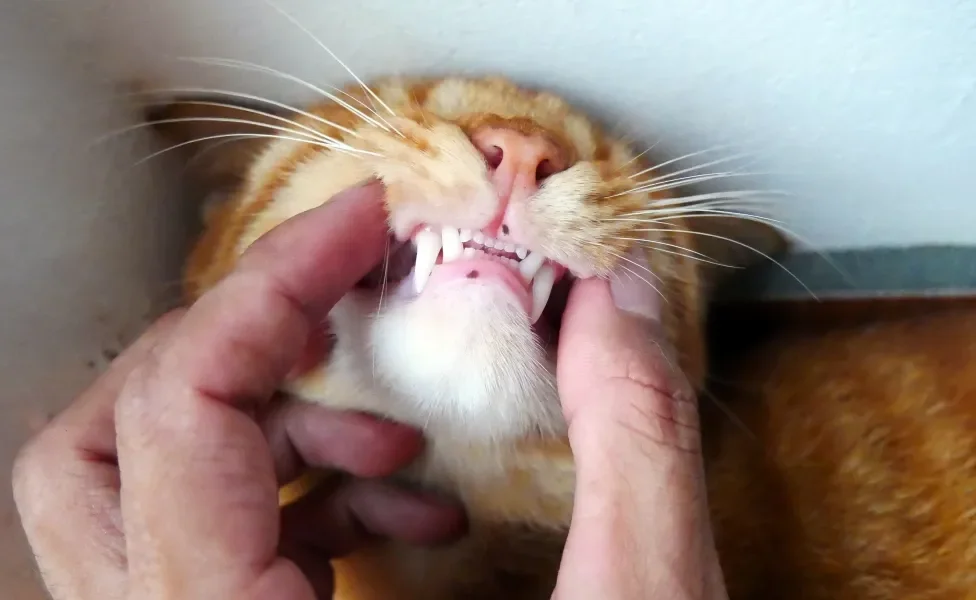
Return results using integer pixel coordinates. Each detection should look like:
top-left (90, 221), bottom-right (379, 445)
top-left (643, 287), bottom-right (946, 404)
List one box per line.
top-left (290, 276), bottom-right (564, 447)
top-left (370, 278), bottom-right (561, 443)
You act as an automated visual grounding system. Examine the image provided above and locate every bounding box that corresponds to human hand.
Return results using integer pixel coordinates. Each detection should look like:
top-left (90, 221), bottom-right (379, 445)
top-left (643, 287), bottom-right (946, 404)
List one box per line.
top-left (12, 182), bottom-right (465, 600)
top-left (553, 270), bottom-right (728, 599)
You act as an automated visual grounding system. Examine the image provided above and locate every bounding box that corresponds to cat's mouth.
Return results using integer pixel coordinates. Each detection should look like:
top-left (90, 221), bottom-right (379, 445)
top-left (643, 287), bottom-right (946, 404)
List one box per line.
top-left (357, 228), bottom-right (574, 343)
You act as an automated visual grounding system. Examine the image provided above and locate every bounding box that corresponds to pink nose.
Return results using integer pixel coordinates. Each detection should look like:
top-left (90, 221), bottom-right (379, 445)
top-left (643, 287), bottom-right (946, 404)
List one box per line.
top-left (470, 126), bottom-right (567, 236)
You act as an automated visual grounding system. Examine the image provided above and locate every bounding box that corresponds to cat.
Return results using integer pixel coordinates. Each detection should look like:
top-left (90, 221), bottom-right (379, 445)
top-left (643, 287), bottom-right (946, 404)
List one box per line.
top-left (147, 74), bottom-right (976, 599)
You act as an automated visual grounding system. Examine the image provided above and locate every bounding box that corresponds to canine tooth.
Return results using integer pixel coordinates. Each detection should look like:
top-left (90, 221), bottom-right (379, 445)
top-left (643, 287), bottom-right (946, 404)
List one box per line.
top-left (530, 265), bottom-right (556, 323)
top-left (516, 246), bottom-right (528, 260)
top-left (473, 231), bottom-right (485, 245)
top-left (504, 243), bottom-right (516, 253)
top-left (463, 247), bottom-right (476, 258)
top-left (413, 228), bottom-right (441, 293)
top-left (459, 228), bottom-right (473, 243)
top-left (519, 251), bottom-right (545, 281)
top-left (442, 227), bottom-right (463, 262)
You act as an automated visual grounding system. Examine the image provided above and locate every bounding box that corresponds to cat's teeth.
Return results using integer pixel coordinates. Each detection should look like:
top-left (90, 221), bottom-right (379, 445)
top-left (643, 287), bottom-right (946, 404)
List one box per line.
top-left (472, 231), bottom-right (485, 245)
top-left (504, 243), bottom-right (516, 253)
top-left (441, 227), bottom-right (463, 263)
top-left (462, 247), bottom-right (476, 258)
top-left (413, 227), bottom-right (441, 293)
top-left (530, 265), bottom-right (556, 324)
top-left (515, 246), bottom-right (528, 260)
top-left (519, 251), bottom-right (545, 281)
top-left (483, 234), bottom-right (497, 248)
top-left (459, 228), bottom-right (473, 243)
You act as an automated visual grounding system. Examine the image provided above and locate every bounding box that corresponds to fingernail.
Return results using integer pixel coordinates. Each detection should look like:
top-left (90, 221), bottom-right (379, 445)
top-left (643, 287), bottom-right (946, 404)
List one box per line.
top-left (609, 248), bottom-right (662, 322)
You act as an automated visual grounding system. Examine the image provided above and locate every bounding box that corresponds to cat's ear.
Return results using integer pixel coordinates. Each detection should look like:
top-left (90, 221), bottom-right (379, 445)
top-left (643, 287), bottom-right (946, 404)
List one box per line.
top-left (144, 96), bottom-right (290, 194)
top-left (690, 215), bottom-right (791, 297)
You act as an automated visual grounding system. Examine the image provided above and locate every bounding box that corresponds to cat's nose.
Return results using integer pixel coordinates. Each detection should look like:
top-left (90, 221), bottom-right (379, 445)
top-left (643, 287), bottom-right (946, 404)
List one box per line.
top-left (470, 126), bottom-right (567, 234)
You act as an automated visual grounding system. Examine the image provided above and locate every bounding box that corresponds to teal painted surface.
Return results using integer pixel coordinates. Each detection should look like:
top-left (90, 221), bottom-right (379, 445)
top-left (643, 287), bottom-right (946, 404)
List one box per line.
top-left (715, 246), bottom-right (976, 302)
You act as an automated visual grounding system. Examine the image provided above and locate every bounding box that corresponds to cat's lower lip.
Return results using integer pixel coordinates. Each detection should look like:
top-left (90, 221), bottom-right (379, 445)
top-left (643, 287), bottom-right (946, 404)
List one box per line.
top-left (424, 258), bottom-right (532, 315)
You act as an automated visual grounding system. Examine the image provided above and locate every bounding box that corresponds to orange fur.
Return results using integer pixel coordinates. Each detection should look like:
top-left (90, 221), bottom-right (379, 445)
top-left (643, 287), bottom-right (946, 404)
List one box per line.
top-left (150, 75), bottom-right (789, 599)
top-left (705, 308), bottom-right (976, 599)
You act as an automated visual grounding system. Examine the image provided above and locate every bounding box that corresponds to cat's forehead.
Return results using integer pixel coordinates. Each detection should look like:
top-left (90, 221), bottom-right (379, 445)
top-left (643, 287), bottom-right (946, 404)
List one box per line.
top-left (371, 76), bottom-right (616, 163)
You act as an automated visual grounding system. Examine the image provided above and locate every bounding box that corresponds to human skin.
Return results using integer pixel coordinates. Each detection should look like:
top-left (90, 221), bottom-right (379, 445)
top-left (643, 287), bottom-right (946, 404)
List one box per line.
top-left (12, 182), bottom-right (726, 600)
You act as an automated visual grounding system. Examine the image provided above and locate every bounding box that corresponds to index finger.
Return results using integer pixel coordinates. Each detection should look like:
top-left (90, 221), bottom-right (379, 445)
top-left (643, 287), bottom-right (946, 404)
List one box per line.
top-left (115, 182), bottom-right (389, 591)
top-left (155, 180), bottom-right (390, 405)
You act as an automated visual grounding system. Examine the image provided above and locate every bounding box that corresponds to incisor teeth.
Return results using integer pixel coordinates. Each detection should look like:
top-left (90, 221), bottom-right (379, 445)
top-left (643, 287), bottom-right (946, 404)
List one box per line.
top-left (459, 228), bottom-right (473, 243)
top-left (516, 246), bottom-right (528, 260)
top-left (530, 265), bottom-right (556, 323)
top-left (473, 231), bottom-right (485, 245)
top-left (442, 227), bottom-right (462, 262)
top-left (519, 251), bottom-right (545, 281)
top-left (413, 228), bottom-right (441, 293)
top-left (504, 243), bottom-right (516, 253)
top-left (462, 247), bottom-right (476, 258)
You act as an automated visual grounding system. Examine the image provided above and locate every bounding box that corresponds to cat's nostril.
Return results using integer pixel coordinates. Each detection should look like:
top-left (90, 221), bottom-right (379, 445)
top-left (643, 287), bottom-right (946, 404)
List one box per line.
top-left (535, 158), bottom-right (558, 182)
top-left (482, 145), bottom-right (504, 169)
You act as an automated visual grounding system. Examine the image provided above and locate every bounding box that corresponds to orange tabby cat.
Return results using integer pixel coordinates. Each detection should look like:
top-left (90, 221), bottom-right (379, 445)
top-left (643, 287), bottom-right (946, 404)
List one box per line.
top-left (148, 75), bottom-right (976, 599)
top-left (148, 75), bottom-right (779, 599)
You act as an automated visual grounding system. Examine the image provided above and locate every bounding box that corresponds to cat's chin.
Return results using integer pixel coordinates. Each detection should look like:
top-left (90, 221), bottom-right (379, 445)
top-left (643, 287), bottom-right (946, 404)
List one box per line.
top-left (365, 281), bottom-right (562, 441)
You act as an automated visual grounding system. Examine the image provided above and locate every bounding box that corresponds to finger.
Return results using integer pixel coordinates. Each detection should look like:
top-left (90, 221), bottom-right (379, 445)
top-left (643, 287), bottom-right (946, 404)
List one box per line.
top-left (554, 276), bottom-right (719, 600)
top-left (116, 183), bottom-right (390, 596)
top-left (261, 400), bottom-right (425, 485)
top-left (281, 479), bottom-right (467, 559)
top-left (11, 310), bottom-right (184, 600)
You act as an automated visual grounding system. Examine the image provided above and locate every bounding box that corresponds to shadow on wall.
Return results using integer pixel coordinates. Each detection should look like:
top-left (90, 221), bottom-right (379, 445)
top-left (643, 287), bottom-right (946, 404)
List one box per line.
top-left (0, 3), bottom-right (192, 596)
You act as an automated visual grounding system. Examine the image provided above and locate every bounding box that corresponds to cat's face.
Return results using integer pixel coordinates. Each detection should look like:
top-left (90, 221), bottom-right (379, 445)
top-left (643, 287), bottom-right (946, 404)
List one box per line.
top-left (152, 76), bottom-right (784, 442)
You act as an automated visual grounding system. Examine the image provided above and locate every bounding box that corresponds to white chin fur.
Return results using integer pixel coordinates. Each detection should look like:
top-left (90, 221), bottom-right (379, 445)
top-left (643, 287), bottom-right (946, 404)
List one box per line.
top-left (367, 280), bottom-right (562, 442)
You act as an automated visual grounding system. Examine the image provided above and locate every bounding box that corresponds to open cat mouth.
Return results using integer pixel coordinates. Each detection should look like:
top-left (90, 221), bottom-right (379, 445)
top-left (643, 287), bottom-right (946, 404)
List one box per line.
top-left (357, 230), bottom-right (574, 344)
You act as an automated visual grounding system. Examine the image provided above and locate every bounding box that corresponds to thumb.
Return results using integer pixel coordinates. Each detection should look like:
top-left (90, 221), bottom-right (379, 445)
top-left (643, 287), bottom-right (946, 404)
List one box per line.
top-left (554, 269), bottom-right (725, 599)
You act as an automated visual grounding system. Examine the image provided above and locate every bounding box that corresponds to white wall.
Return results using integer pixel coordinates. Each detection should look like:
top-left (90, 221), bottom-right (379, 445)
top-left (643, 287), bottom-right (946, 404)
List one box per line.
top-left (0, 4), bottom-right (188, 596)
top-left (42, 0), bottom-right (976, 250)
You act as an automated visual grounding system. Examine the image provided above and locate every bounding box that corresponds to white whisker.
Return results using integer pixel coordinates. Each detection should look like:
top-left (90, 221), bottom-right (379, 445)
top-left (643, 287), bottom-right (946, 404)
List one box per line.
top-left (97, 116), bottom-right (330, 148)
top-left (628, 226), bottom-right (817, 300)
top-left (620, 190), bottom-right (789, 212)
top-left (130, 86), bottom-right (361, 140)
top-left (261, 0), bottom-right (402, 126)
top-left (133, 132), bottom-right (376, 167)
top-left (176, 56), bottom-right (396, 133)
top-left (628, 144), bottom-right (753, 181)
top-left (610, 236), bottom-right (740, 268)
top-left (621, 171), bottom-right (773, 196)
top-left (148, 99), bottom-right (337, 145)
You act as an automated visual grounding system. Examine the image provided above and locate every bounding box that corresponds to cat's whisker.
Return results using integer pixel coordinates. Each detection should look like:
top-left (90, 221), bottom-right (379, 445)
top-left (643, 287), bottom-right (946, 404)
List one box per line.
top-left (176, 56), bottom-right (394, 133)
top-left (627, 226), bottom-right (817, 300)
top-left (261, 0), bottom-right (403, 130)
top-left (629, 204), bottom-right (784, 222)
top-left (621, 190), bottom-right (790, 212)
top-left (628, 144), bottom-right (755, 181)
top-left (154, 99), bottom-right (334, 145)
top-left (372, 238), bottom-right (392, 379)
top-left (620, 138), bottom-right (663, 169)
top-left (130, 87), bottom-right (362, 140)
top-left (621, 171), bottom-right (775, 196)
top-left (610, 236), bottom-right (739, 268)
top-left (132, 132), bottom-right (378, 168)
top-left (99, 116), bottom-right (332, 149)
top-left (610, 261), bottom-right (670, 305)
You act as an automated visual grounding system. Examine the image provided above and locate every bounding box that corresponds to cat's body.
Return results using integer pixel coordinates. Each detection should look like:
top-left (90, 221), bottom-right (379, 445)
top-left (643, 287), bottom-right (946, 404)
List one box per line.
top-left (705, 307), bottom-right (976, 599)
top-left (149, 74), bottom-right (976, 599)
